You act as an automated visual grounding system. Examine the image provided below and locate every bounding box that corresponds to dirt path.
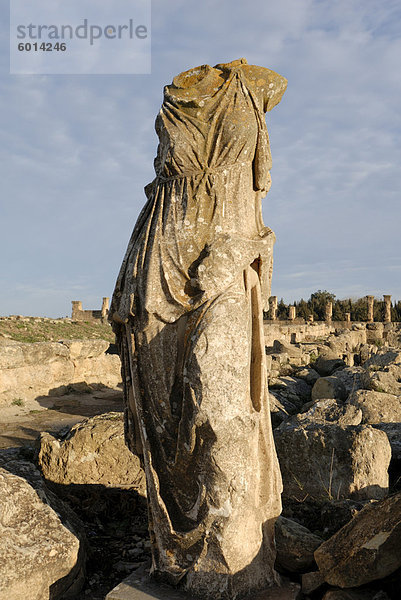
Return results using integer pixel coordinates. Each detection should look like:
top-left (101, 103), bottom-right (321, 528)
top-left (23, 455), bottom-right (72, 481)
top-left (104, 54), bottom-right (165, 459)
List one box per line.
top-left (0, 388), bottom-right (124, 449)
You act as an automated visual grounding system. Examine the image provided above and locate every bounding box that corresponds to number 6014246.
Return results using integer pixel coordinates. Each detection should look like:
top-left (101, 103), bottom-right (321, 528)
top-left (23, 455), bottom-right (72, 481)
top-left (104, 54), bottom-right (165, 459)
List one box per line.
top-left (18, 42), bottom-right (67, 51)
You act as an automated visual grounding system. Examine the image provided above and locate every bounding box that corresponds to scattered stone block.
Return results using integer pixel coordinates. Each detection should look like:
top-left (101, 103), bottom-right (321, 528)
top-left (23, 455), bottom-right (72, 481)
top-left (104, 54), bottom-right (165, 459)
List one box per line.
top-left (312, 376), bottom-right (347, 402)
top-left (37, 412), bottom-right (146, 494)
top-left (301, 570), bottom-right (325, 595)
top-left (296, 399), bottom-right (362, 427)
top-left (314, 352), bottom-right (346, 376)
top-left (321, 589), bottom-right (385, 600)
top-left (274, 422), bottom-right (391, 502)
top-left (296, 366), bottom-right (320, 385)
top-left (320, 499), bottom-right (367, 538)
top-left (0, 459), bottom-right (85, 600)
top-left (275, 515), bottom-right (323, 573)
top-left (106, 567), bottom-right (302, 600)
top-left (362, 350), bottom-right (401, 395)
top-left (315, 492), bottom-right (401, 588)
top-left (347, 390), bottom-right (401, 425)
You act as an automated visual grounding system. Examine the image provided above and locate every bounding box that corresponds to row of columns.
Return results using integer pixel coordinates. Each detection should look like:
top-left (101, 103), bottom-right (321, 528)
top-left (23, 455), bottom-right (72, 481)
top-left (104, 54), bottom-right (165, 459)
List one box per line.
top-left (268, 295), bottom-right (393, 323)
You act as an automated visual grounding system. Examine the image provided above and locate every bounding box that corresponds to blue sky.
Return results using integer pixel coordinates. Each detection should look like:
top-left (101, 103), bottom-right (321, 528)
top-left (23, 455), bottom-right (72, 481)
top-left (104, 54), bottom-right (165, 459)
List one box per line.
top-left (1, 0), bottom-right (400, 317)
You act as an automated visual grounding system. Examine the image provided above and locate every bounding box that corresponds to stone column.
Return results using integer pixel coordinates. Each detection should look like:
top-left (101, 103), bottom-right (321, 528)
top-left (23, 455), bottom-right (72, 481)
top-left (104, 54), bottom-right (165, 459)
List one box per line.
top-left (269, 296), bottom-right (278, 321)
top-left (288, 305), bottom-right (296, 321)
top-left (71, 301), bottom-right (82, 320)
top-left (383, 295), bottom-right (392, 323)
top-left (366, 295), bottom-right (374, 323)
top-left (101, 297), bottom-right (109, 318)
top-left (345, 312), bottom-right (351, 323)
top-left (325, 301), bottom-right (333, 323)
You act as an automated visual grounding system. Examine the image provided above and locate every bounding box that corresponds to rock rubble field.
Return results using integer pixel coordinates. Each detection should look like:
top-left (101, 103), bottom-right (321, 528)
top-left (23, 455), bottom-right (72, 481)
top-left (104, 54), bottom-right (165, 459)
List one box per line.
top-left (0, 320), bottom-right (400, 599)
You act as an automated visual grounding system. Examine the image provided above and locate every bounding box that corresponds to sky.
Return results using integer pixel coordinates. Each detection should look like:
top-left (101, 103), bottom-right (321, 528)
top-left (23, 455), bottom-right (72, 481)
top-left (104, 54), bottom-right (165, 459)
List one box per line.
top-left (1, 0), bottom-right (401, 317)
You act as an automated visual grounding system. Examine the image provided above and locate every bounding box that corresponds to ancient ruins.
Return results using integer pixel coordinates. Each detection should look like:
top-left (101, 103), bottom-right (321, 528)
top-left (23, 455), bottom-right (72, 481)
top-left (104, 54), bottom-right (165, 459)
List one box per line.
top-left (71, 297), bottom-right (109, 322)
top-left (267, 294), bottom-right (396, 324)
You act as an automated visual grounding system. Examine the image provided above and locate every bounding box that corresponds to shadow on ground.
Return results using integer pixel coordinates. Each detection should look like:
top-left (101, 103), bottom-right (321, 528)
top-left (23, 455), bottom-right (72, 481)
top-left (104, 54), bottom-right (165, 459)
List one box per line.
top-left (0, 383), bottom-right (123, 450)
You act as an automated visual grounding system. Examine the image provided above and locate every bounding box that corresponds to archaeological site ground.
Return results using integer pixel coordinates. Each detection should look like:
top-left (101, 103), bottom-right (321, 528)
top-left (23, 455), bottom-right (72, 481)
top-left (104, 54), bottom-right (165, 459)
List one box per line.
top-left (1, 305), bottom-right (401, 599)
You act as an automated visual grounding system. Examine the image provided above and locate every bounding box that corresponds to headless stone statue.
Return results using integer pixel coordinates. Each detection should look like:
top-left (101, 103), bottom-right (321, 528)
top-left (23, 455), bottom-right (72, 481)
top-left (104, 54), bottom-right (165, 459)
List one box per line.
top-left (110, 58), bottom-right (287, 599)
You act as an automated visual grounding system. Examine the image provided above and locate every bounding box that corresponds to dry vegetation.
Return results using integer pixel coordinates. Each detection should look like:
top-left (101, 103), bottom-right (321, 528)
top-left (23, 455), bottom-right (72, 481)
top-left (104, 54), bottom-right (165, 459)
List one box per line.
top-left (0, 317), bottom-right (115, 343)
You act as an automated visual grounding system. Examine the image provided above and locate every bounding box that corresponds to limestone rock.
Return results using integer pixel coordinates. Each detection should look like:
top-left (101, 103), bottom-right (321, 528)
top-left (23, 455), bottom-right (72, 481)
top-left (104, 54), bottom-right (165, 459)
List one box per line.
top-left (37, 412), bottom-right (146, 495)
top-left (315, 492), bottom-right (401, 588)
top-left (0, 339), bottom-right (121, 404)
top-left (347, 390), bottom-right (401, 425)
top-left (363, 368), bottom-right (401, 395)
top-left (274, 422), bottom-right (391, 502)
top-left (320, 499), bottom-right (368, 538)
top-left (268, 354), bottom-right (296, 378)
top-left (57, 339), bottom-right (109, 360)
top-left (363, 349), bottom-right (401, 370)
top-left (297, 399), bottom-right (362, 427)
top-left (312, 376), bottom-right (348, 402)
top-left (296, 366), bottom-right (320, 385)
top-left (275, 515), bottom-right (323, 573)
top-left (314, 351), bottom-right (346, 376)
top-left (269, 376), bottom-right (312, 410)
top-left (347, 390), bottom-right (401, 459)
top-left (301, 571), bottom-right (326, 595)
top-left (0, 458), bottom-right (85, 600)
top-left (362, 350), bottom-right (401, 395)
top-left (269, 392), bottom-right (290, 428)
top-left (326, 328), bottom-right (367, 354)
top-left (0, 339), bottom-right (69, 370)
top-left (375, 424), bottom-right (401, 460)
top-left (330, 366), bottom-right (365, 396)
top-left (321, 589), bottom-right (387, 600)
top-left (359, 344), bottom-right (378, 365)
top-left (271, 339), bottom-right (303, 357)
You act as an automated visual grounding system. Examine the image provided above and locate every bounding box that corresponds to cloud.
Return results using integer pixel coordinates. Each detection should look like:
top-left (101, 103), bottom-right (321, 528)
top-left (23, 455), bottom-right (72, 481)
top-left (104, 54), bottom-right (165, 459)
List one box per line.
top-left (0, 0), bottom-right (400, 315)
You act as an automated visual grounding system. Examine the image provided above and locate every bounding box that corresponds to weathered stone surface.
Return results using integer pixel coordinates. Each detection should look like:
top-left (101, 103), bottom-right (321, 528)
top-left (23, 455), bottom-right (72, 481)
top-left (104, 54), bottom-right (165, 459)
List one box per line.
top-left (37, 412), bottom-right (146, 495)
top-left (312, 376), bottom-right (348, 402)
top-left (274, 422), bottom-right (391, 502)
top-left (315, 492), bottom-right (401, 588)
top-left (109, 58), bottom-right (289, 598)
top-left (320, 499), bottom-right (367, 538)
top-left (362, 350), bottom-right (401, 395)
top-left (296, 366), bottom-right (320, 385)
top-left (275, 516), bottom-right (323, 573)
top-left (363, 368), bottom-right (401, 395)
top-left (0, 458), bottom-right (85, 600)
top-left (270, 376), bottom-right (312, 410)
top-left (347, 390), bottom-right (401, 425)
top-left (374, 423), bottom-right (401, 460)
top-left (330, 367), bottom-right (365, 396)
top-left (301, 571), bottom-right (325, 595)
top-left (347, 390), bottom-right (401, 459)
top-left (0, 338), bottom-right (69, 370)
top-left (106, 567), bottom-right (302, 600)
top-left (327, 328), bottom-right (367, 354)
top-left (314, 351), bottom-right (346, 376)
top-left (321, 589), bottom-right (386, 600)
top-left (0, 339), bottom-right (121, 403)
top-left (56, 339), bottom-right (109, 359)
top-left (270, 339), bottom-right (303, 358)
top-left (269, 393), bottom-right (290, 428)
top-left (297, 399), bottom-right (362, 427)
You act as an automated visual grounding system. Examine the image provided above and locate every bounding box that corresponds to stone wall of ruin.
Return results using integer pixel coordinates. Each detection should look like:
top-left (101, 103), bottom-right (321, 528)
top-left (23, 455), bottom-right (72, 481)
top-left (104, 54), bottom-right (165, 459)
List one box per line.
top-left (0, 338), bottom-right (121, 405)
top-left (71, 298), bottom-right (109, 323)
top-left (264, 320), bottom-right (401, 347)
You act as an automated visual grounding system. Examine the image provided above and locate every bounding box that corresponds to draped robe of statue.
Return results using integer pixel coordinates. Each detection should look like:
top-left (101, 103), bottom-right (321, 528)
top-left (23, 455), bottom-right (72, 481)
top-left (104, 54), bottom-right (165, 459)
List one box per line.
top-left (110, 58), bottom-right (287, 599)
